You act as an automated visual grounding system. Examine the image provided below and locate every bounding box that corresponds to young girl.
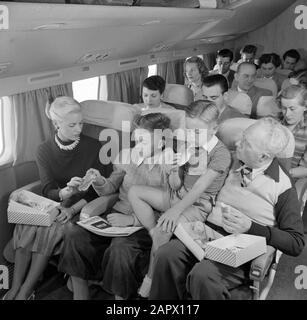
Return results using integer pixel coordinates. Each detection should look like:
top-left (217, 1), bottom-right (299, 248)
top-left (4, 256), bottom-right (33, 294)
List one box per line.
top-left (58, 112), bottom-right (178, 300)
top-left (128, 100), bottom-right (232, 298)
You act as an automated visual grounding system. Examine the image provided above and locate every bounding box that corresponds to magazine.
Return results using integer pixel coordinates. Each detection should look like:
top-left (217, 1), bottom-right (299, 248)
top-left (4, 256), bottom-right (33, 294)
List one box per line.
top-left (77, 215), bottom-right (143, 237)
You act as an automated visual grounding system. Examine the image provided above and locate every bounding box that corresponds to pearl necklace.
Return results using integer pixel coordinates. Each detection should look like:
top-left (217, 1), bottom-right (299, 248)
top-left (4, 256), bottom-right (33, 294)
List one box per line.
top-left (55, 135), bottom-right (80, 151)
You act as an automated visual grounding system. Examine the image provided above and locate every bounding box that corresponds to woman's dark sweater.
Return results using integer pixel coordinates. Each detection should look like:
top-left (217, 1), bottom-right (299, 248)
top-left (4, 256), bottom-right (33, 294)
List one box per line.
top-left (36, 134), bottom-right (107, 206)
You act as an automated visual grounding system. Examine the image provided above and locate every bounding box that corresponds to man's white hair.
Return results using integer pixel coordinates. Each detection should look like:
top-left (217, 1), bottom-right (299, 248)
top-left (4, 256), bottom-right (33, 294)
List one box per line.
top-left (251, 117), bottom-right (290, 158)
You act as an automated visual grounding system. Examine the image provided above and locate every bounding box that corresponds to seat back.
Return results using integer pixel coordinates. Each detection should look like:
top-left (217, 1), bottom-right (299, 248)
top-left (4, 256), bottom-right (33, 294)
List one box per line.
top-left (254, 78), bottom-right (278, 97)
top-left (217, 117), bottom-right (295, 170)
top-left (81, 99), bottom-right (139, 165)
top-left (162, 84), bottom-right (194, 110)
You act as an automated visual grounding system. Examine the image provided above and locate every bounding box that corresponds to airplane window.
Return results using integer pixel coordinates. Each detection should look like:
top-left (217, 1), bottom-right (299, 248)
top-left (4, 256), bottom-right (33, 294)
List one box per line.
top-left (148, 64), bottom-right (157, 77)
top-left (0, 96), bottom-right (13, 166)
top-left (0, 99), bottom-right (3, 158)
top-left (72, 76), bottom-right (99, 102)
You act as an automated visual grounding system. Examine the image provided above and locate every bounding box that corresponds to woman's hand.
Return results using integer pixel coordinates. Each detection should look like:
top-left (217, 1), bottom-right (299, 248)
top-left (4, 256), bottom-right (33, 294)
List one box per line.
top-left (56, 207), bottom-right (75, 224)
top-left (59, 177), bottom-right (83, 200)
top-left (67, 177), bottom-right (83, 189)
top-left (86, 168), bottom-right (106, 185)
top-left (106, 213), bottom-right (134, 227)
top-left (157, 207), bottom-right (181, 233)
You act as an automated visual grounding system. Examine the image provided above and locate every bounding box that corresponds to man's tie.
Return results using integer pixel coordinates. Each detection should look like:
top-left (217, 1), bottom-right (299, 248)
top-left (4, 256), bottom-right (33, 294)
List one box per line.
top-left (238, 161), bottom-right (253, 187)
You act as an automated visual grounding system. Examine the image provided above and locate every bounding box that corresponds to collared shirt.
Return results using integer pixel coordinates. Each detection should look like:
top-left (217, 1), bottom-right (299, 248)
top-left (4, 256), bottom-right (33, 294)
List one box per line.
top-left (182, 137), bottom-right (231, 198)
top-left (235, 160), bottom-right (273, 186)
top-left (237, 86), bottom-right (246, 93)
top-left (282, 115), bottom-right (307, 169)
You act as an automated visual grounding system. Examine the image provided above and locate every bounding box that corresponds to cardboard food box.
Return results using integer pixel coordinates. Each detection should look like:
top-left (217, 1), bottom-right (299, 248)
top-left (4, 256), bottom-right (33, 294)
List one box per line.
top-left (7, 190), bottom-right (60, 227)
top-left (175, 222), bottom-right (267, 267)
top-left (202, 233), bottom-right (267, 267)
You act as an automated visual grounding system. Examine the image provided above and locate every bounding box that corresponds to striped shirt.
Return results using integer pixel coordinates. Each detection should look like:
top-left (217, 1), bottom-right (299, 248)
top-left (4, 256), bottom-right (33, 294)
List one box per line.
top-left (282, 116), bottom-right (307, 169)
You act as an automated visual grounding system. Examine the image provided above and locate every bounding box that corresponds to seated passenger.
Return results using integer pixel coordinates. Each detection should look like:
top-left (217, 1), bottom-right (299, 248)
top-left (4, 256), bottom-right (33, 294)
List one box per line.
top-left (256, 53), bottom-right (285, 93)
top-left (281, 69), bottom-right (307, 91)
top-left (136, 75), bottom-right (173, 111)
top-left (279, 85), bottom-right (307, 181)
top-left (230, 62), bottom-right (274, 119)
top-left (210, 48), bottom-right (235, 88)
top-left (231, 44), bottom-right (258, 72)
top-left (128, 100), bottom-right (231, 298)
top-left (184, 56), bottom-right (209, 101)
top-left (201, 74), bottom-right (246, 124)
top-left (4, 97), bottom-right (105, 300)
top-left (150, 117), bottom-right (305, 300)
top-left (58, 112), bottom-right (173, 300)
top-left (282, 49), bottom-right (301, 72)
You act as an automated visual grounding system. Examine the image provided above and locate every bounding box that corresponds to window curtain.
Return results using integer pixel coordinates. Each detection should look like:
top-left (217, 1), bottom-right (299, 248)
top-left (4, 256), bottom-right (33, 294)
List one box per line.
top-left (106, 67), bottom-right (148, 104)
top-left (203, 52), bottom-right (217, 71)
top-left (10, 84), bottom-right (73, 165)
top-left (157, 59), bottom-right (185, 85)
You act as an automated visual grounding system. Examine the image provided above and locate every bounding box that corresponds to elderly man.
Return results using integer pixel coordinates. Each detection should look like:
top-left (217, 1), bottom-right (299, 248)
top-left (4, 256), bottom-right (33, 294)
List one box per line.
top-left (149, 118), bottom-right (305, 300)
top-left (210, 49), bottom-right (235, 88)
top-left (202, 74), bottom-right (245, 124)
top-left (230, 62), bottom-right (274, 119)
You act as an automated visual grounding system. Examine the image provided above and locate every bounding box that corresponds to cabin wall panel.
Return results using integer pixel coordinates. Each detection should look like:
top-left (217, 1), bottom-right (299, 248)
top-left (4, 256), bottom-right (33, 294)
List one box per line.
top-left (226, 0), bottom-right (307, 62)
top-left (0, 161), bottom-right (39, 265)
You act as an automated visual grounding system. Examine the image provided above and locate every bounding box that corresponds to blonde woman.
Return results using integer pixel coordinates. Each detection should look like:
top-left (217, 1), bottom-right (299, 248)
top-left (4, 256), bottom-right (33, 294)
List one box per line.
top-left (4, 96), bottom-right (105, 300)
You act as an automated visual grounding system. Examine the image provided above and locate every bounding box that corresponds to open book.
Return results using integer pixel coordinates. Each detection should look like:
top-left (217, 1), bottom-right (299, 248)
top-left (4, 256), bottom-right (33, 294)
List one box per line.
top-left (77, 215), bottom-right (143, 237)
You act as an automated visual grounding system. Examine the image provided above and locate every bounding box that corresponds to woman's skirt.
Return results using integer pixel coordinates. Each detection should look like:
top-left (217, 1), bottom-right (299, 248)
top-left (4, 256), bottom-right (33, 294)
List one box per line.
top-left (13, 221), bottom-right (65, 257)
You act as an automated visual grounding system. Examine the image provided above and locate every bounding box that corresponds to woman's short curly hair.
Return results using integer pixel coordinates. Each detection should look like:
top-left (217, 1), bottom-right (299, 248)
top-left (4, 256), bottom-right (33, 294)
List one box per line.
top-left (184, 56), bottom-right (209, 82)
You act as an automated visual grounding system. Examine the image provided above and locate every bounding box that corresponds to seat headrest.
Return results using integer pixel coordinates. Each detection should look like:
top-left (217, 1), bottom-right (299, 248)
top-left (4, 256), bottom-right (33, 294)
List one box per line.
top-left (254, 78), bottom-right (278, 97)
top-left (81, 100), bottom-right (138, 132)
top-left (227, 90), bottom-right (252, 115)
top-left (217, 117), bottom-right (295, 159)
top-left (163, 84), bottom-right (194, 107)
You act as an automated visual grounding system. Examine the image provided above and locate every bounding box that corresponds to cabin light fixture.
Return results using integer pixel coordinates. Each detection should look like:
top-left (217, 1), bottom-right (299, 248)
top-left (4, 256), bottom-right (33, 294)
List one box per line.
top-left (223, 0), bottom-right (252, 9)
top-left (77, 50), bottom-right (112, 64)
top-left (0, 62), bottom-right (12, 74)
top-left (33, 23), bottom-right (67, 31)
top-left (150, 42), bottom-right (175, 53)
top-left (200, 38), bottom-right (213, 42)
top-left (141, 20), bottom-right (161, 26)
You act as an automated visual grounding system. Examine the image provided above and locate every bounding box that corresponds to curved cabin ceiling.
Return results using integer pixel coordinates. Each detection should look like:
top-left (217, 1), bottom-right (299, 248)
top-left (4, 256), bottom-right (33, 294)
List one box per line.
top-left (0, 0), bottom-right (296, 85)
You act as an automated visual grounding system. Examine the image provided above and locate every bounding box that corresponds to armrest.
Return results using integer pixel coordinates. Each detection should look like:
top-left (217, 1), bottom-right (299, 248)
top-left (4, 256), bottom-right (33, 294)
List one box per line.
top-left (80, 193), bottom-right (119, 219)
top-left (249, 245), bottom-right (276, 282)
top-left (10, 180), bottom-right (42, 200)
